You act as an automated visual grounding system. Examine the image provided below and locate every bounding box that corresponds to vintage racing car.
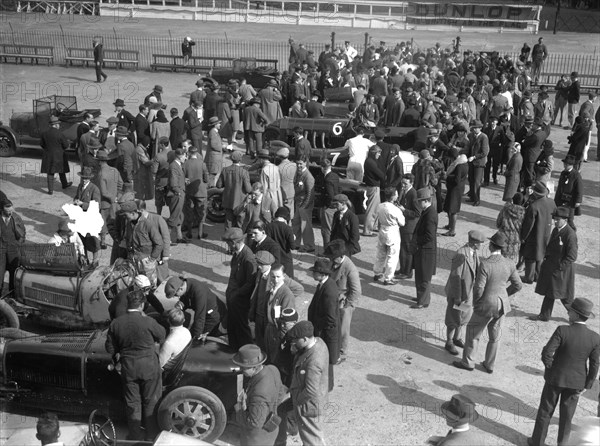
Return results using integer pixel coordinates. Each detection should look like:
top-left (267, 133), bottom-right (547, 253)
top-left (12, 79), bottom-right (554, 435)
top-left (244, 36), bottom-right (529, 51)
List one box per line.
top-left (209, 57), bottom-right (278, 89)
top-left (0, 95), bottom-right (101, 157)
top-left (0, 330), bottom-right (241, 443)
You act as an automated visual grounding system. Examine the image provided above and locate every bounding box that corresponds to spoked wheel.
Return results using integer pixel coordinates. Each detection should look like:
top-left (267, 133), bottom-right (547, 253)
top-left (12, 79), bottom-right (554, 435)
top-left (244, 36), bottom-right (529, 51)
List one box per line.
top-left (0, 129), bottom-right (17, 157)
top-left (87, 410), bottom-right (116, 446)
top-left (206, 189), bottom-right (226, 223)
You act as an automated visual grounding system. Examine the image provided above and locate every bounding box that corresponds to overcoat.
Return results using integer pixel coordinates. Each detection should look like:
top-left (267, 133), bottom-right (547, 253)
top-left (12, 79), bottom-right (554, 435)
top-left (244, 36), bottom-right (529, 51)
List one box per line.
top-left (520, 197), bottom-right (556, 261)
top-left (535, 224), bottom-right (577, 301)
top-left (40, 127), bottom-right (70, 174)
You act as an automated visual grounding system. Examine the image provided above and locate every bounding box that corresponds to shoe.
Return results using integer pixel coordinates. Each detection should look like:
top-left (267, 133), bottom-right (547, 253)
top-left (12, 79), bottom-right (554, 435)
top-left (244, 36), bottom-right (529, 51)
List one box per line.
top-left (102, 74), bottom-right (108, 82)
top-left (335, 355), bottom-right (347, 365)
top-left (62, 182), bottom-right (73, 189)
top-left (395, 274), bottom-right (412, 280)
top-left (410, 304), bottom-right (429, 309)
top-left (520, 277), bottom-right (534, 284)
top-left (472, 201), bottom-right (480, 207)
top-left (445, 343), bottom-right (459, 355)
top-left (465, 198), bottom-right (474, 203)
top-left (441, 231), bottom-right (456, 237)
top-left (185, 233), bottom-right (193, 239)
top-left (528, 315), bottom-right (549, 322)
top-left (373, 274), bottom-right (383, 281)
top-left (452, 360), bottom-right (474, 371)
top-left (48, 191), bottom-right (53, 195)
top-left (481, 362), bottom-right (493, 374)
top-left (383, 279), bottom-right (398, 286)
top-left (176, 238), bottom-right (190, 244)
top-left (442, 224), bottom-right (450, 230)
top-left (453, 339), bottom-right (465, 348)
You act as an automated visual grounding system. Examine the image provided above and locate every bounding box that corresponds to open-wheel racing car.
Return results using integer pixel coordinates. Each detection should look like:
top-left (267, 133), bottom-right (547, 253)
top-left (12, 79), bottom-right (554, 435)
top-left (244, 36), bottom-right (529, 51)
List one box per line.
top-left (0, 329), bottom-right (241, 443)
top-left (0, 95), bottom-right (101, 157)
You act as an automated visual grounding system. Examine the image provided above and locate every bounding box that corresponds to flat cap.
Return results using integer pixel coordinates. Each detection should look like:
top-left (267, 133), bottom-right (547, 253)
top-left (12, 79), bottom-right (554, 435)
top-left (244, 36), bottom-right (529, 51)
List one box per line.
top-left (231, 151), bottom-right (243, 162)
top-left (276, 147), bottom-right (290, 158)
top-left (255, 250), bottom-right (276, 266)
top-left (286, 320), bottom-right (314, 340)
top-left (468, 230), bottom-right (485, 243)
top-left (164, 276), bottom-right (184, 298)
top-left (119, 201), bottom-right (138, 213)
top-left (106, 116), bottom-right (118, 124)
top-left (332, 194), bottom-right (349, 204)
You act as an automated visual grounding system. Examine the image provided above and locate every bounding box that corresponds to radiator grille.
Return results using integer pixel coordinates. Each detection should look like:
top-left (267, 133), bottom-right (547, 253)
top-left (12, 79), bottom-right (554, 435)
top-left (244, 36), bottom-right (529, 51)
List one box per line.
top-left (23, 285), bottom-right (77, 310)
top-left (7, 368), bottom-right (81, 389)
top-left (40, 332), bottom-right (93, 351)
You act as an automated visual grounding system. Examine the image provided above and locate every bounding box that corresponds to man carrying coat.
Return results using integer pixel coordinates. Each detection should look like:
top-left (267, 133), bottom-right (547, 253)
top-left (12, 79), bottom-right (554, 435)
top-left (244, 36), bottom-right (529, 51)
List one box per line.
top-left (527, 298), bottom-right (600, 446)
top-left (454, 232), bottom-right (522, 373)
top-left (529, 207), bottom-right (578, 322)
top-left (410, 188), bottom-right (437, 309)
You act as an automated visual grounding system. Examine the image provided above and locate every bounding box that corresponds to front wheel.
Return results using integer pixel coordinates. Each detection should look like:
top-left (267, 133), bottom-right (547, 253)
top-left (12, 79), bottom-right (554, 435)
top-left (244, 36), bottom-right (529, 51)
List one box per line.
top-left (0, 129), bottom-right (17, 157)
top-left (206, 189), bottom-right (226, 223)
top-left (157, 386), bottom-right (227, 443)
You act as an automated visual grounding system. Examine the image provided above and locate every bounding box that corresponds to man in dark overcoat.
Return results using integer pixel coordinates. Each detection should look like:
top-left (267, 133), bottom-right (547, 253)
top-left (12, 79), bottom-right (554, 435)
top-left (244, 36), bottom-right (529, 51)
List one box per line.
top-left (466, 120), bottom-right (489, 207)
top-left (182, 100), bottom-right (203, 152)
top-left (0, 199), bottom-right (25, 296)
top-left (483, 116), bottom-right (506, 186)
top-left (40, 116), bottom-right (72, 195)
top-left (410, 187), bottom-right (437, 309)
top-left (520, 181), bottom-right (556, 283)
top-left (554, 155), bottom-right (582, 230)
top-left (217, 151), bottom-right (252, 230)
top-left (329, 194), bottom-right (361, 257)
top-left (502, 142), bottom-right (523, 202)
top-left (530, 207), bottom-right (577, 322)
top-left (527, 298), bottom-right (600, 446)
top-left (397, 173), bottom-right (420, 279)
top-left (520, 119), bottom-right (546, 189)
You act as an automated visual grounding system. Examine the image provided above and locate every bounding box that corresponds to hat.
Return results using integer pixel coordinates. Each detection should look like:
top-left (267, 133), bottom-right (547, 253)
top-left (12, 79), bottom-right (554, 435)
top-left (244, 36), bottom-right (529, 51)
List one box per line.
top-left (531, 181), bottom-right (549, 196)
top-left (280, 308), bottom-right (299, 323)
top-left (523, 90), bottom-right (532, 98)
top-left (115, 126), bottom-right (129, 137)
top-left (232, 344), bottom-right (267, 367)
top-left (106, 116), bottom-right (118, 124)
top-left (258, 148), bottom-right (270, 159)
top-left (247, 97), bottom-right (260, 106)
top-left (134, 274), bottom-right (151, 289)
top-left (77, 166), bottom-right (94, 179)
top-left (267, 79), bottom-right (278, 87)
top-left (323, 239), bottom-right (346, 258)
top-left (369, 145), bottom-right (382, 154)
top-left (208, 116), bottom-right (221, 126)
top-left (255, 250), bottom-right (276, 266)
top-left (552, 207), bottom-right (570, 219)
top-left (117, 192), bottom-right (136, 203)
top-left (286, 320), bottom-right (314, 340)
top-left (468, 230), bottom-right (485, 243)
top-left (49, 115), bottom-right (60, 124)
top-left (374, 128), bottom-right (386, 139)
top-left (87, 138), bottom-right (102, 150)
top-left (441, 394), bottom-right (479, 424)
top-left (164, 276), bottom-right (184, 298)
top-left (566, 298), bottom-right (595, 319)
top-left (188, 146), bottom-right (199, 153)
top-left (332, 193), bottom-right (349, 204)
top-left (153, 85), bottom-right (163, 93)
top-left (275, 206), bottom-right (290, 220)
top-left (419, 149), bottom-right (430, 160)
top-left (113, 99), bottom-right (125, 107)
top-left (195, 79), bottom-right (204, 87)
top-left (309, 258), bottom-right (333, 275)
top-left (489, 232), bottom-right (507, 248)
top-left (222, 227), bottom-right (244, 242)
top-left (470, 119), bottom-right (483, 128)
top-left (454, 123), bottom-right (467, 133)
top-left (231, 151), bottom-right (243, 162)
top-left (276, 147), bottom-right (290, 158)
top-left (571, 71), bottom-right (578, 77)
top-left (57, 218), bottom-right (73, 235)
top-left (562, 154), bottom-right (576, 165)
top-left (416, 187), bottom-right (431, 201)
top-left (119, 201), bottom-right (138, 213)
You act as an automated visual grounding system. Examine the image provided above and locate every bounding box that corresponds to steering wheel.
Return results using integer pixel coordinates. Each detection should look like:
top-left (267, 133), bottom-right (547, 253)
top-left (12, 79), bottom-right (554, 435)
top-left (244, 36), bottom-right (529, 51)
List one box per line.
top-left (56, 102), bottom-right (67, 114)
top-left (87, 410), bottom-right (116, 446)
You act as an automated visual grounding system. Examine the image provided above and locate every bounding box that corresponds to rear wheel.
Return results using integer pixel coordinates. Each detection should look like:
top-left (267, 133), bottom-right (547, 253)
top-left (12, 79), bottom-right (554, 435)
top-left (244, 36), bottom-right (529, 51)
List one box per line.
top-left (0, 129), bottom-right (17, 157)
top-left (206, 189), bottom-right (226, 223)
top-left (0, 301), bottom-right (19, 329)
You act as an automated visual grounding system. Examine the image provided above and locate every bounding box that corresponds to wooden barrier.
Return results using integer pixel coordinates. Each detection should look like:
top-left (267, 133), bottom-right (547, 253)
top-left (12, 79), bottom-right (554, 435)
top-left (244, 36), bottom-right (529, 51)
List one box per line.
top-left (0, 44), bottom-right (54, 65)
top-left (65, 47), bottom-right (139, 70)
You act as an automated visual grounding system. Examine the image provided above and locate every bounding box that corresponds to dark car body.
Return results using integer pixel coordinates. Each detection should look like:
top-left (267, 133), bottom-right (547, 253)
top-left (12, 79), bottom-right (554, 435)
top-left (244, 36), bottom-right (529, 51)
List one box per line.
top-left (210, 58), bottom-right (278, 89)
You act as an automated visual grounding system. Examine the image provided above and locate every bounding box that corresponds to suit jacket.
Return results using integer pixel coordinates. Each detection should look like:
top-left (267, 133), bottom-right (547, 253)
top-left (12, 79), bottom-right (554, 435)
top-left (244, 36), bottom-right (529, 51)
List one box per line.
top-left (134, 114), bottom-right (151, 146)
top-left (535, 224), bottom-right (577, 301)
top-left (116, 139), bottom-right (136, 183)
top-left (445, 245), bottom-right (479, 305)
top-left (555, 169), bottom-right (583, 208)
top-left (226, 245), bottom-right (257, 302)
top-left (183, 156), bottom-right (208, 198)
top-left (521, 129), bottom-right (545, 164)
top-left (189, 89), bottom-right (206, 106)
top-left (249, 235), bottom-right (281, 264)
top-left (542, 323), bottom-right (600, 390)
top-left (266, 284), bottom-right (295, 326)
top-left (322, 171), bottom-right (340, 208)
top-left (180, 278), bottom-right (221, 337)
top-left (473, 253), bottom-right (522, 318)
top-left (330, 210), bottom-right (361, 255)
top-left (468, 132), bottom-right (489, 167)
top-left (521, 197), bottom-right (556, 261)
top-left (235, 196), bottom-right (277, 232)
top-left (217, 164), bottom-right (252, 210)
top-left (243, 365), bottom-right (284, 438)
top-left (182, 106), bottom-right (203, 138)
top-left (116, 110), bottom-right (135, 132)
top-left (74, 182), bottom-right (101, 211)
top-left (307, 278), bottom-right (339, 364)
top-left (244, 105), bottom-right (269, 132)
top-left (503, 152), bottom-right (523, 201)
top-left (330, 257), bottom-right (361, 306)
top-left (414, 205), bottom-right (437, 250)
top-left (93, 43), bottom-right (104, 63)
top-left (278, 159), bottom-right (296, 203)
top-left (167, 160), bottom-right (185, 197)
top-left (169, 116), bottom-right (186, 149)
top-left (399, 187), bottom-right (420, 234)
top-left (0, 213), bottom-right (26, 249)
top-left (294, 168), bottom-right (315, 209)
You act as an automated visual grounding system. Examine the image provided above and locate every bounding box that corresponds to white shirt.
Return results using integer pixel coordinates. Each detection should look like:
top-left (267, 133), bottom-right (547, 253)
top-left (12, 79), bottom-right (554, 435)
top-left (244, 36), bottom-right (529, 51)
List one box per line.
top-left (345, 135), bottom-right (374, 165)
top-left (376, 202), bottom-right (405, 228)
top-left (344, 45), bottom-right (358, 62)
top-left (159, 325), bottom-right (192, 368)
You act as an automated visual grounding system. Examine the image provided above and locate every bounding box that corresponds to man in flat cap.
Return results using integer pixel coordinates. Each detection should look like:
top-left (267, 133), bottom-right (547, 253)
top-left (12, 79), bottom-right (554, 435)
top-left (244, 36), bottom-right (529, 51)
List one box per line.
top-left (286, 320), bottom-right (329, 446)
top-left (223, 227), bottom-right (257, 350)
top-left (443, 230), bottom-right (484, 355)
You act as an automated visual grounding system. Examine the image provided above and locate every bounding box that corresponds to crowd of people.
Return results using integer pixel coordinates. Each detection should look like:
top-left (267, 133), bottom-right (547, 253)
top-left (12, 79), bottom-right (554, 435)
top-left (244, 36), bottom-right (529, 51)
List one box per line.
top-left (2, 35), bottom-right (599, 446)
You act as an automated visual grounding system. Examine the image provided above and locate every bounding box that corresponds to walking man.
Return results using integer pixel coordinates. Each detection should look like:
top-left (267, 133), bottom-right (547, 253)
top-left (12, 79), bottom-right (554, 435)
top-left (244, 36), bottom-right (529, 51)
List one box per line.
top-left (554, 155), bottom-right (582, 229)
top-left (93, 37), bottom-right (108, 83)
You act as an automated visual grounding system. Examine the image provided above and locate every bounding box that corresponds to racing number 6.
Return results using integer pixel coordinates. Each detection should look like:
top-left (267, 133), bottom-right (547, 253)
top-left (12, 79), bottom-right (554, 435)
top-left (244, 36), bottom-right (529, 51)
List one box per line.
top-left (332, 122), bottom-right (343, 136)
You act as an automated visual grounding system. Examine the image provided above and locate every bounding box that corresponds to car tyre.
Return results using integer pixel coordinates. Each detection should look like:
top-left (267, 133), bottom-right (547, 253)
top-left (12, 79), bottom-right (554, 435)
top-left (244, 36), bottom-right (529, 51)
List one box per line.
top-left (263, 128), bottom-right (281, 143)
top-left (206, 188), bottom-right (226, 223)
top-left (157, 386), bottom-right (227, 443)
top-left (0, 300), bottom-right (20, 329)
top-left (0, 129), bottom-right (17, 157)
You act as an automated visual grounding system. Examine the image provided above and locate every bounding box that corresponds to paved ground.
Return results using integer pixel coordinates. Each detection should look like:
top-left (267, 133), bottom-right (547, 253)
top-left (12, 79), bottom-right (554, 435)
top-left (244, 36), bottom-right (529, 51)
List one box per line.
top-left (0, 20), bottom-right (599, 446)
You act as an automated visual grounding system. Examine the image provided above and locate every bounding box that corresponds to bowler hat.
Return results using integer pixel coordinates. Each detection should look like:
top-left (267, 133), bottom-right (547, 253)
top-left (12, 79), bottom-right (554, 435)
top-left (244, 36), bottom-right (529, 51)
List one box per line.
top-left (49, 115), bottom-right (60, 124)
top-left (468, 230), bottom-right (485, 244)
top-left (77, 166), bottom-right (94, 179)
top-left (416, 187), bottom-right (431, 201)
top-left (222, 227), bottom-right (245, 242)
top-left (255, 250), bottom-right (276, 266)
top-left (153, 85), bottom-right (163, 93)
top-left (286, 320), bottom-right (314, 340)
top-left (309, 258), bottom-right (333, 275)
top-left (566, 298), bottom-right (595, 319)
top-left (113, 99), bottom-right (125, 107)
top-left (552, 207), bottom-right (570, 219)
top-left (562, 154), bottom-right (576, 165)
top-left (164, 276), bottom-right (184, 298)
top-left (324, 239), bottom-right (346, 258)
top-left (115, 126), bottom-right (129, 137)
top-left (441, 394), bottom-right (479, 424)
top-left (488, 232), bottom-right (507, 248)
top-left (232, 344), bottom-right (267, 367)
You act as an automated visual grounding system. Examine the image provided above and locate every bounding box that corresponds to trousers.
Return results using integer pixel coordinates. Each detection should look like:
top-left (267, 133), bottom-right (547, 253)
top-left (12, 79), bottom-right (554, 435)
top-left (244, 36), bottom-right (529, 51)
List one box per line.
top-left (531, 383), bottom-right (581, 446)
top-left (461, 308), bottom-right (505, 370)
top-left (363, 186), bottom-right (380, 235)
top-left (293, 403), bottom-right (326, 446)
top-left (292, 205), bottom-right (315, 250)
top-left (320, 207), bottom-right (336, 248)
top-left (539, 296), bottom-right (571, 320)
top-left (338, 304), bottom-right (355, 355)
top-left (373, 228), bottom-right (400, 281)
top-left (398, 230), bottom-right (414, 277)
top-left (524, 259), bottom-right (542, 283)
top-left (166, 194), bottom-right (184, 239)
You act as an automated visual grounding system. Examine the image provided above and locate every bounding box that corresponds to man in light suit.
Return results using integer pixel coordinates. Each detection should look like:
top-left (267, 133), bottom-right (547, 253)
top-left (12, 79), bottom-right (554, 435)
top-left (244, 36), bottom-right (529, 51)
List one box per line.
top-left (182, 100), bottom-right (203, 153)
top-left (166, 149), bottom-right (187, 244)
top-left (292, 159), bottom-right (315, 253)
top-left (410, 188), bottom-right (437, 309)
top-left (216, 151), bottom-right (252, 230)
top-left (454, 232), bottom-right (522, 373)
top-left (276, 147), bottom-right (296, 219)
top-left (527, 298), bottom-right (600, 446)
top-left (444, 230), bottom-right (484, 356)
